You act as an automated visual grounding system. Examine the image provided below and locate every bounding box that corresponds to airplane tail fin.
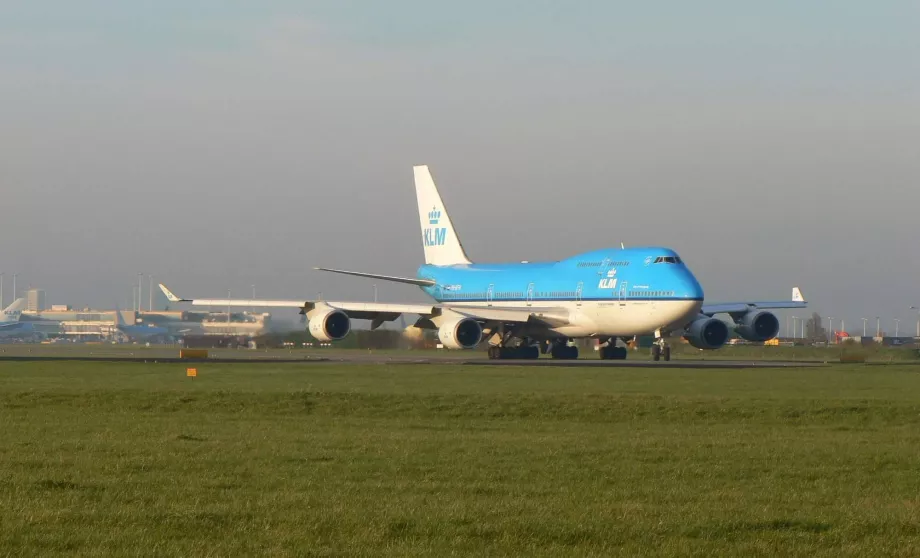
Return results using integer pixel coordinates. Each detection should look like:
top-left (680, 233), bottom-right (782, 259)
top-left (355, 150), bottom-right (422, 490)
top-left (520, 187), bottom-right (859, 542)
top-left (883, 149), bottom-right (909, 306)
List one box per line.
top-left (1, 298), bottom-right (26, 322)
top-left (792, 287), bottom-right (805, 302)
top-left (414, 165), bottom-right (472, 266)
top-left (113, 303), bottom-right (127, 327)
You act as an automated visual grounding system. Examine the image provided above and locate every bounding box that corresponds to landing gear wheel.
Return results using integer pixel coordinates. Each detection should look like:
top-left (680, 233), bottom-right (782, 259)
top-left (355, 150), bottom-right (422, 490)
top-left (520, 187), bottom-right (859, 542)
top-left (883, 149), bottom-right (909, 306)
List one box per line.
top-left (651, 345), bottom-right (661, 361)
top-left (662, 346), bottom-right (671, 361)
top-left (600, 346), bottom-right (628, 360)
top-left (516, 346), bottom-right (539, 359)
top-left (488, 346), bottom-right (501, 359)
top-left (552, 343), bottom-right (578, 360)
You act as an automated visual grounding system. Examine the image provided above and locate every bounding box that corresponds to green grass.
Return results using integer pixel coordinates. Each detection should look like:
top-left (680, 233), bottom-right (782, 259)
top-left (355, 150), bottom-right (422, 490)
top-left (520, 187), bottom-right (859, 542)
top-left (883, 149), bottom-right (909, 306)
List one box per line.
top-left (3, 362), bottom-right (920, 556)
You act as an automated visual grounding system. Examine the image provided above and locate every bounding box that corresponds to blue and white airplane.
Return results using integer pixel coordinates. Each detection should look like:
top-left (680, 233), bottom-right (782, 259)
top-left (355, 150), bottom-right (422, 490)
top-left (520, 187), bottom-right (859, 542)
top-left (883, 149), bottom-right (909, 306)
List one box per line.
top-left (112, 306), bottom-right (170, 342)
top-left (160, 165), bottom-right (805, 360)
top-left (0, 298), bottom-right (35, 339)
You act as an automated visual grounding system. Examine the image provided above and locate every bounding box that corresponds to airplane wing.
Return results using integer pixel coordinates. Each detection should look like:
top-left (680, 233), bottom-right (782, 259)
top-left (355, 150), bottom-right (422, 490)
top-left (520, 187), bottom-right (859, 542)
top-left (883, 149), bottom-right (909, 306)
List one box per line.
top-left (701, 287), bottom-right (807, 317)
top-left (159, 284), bottom-right (570, 329)
top-left (313, 267), bottom-right (436, 287)
top-left (0, 322), bottom-right (32, 332)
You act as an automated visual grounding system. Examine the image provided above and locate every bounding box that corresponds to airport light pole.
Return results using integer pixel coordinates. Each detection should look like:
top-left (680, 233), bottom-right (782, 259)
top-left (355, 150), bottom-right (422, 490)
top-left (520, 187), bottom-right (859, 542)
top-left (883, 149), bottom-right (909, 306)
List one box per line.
top-left (12, 273), bottom-right (17, 302)
top-left (876, 316), bottom-right (880, 338)
top-left (894, 319), bottom-right (900, 338)
top-left (861, 318), bottom-right (868, 337)
top-left (137, 273), bottom-right (143, 312)
top-left (149, 275), bottom-right (153, 312)
top-left (911, 306), bottom-right (920, 338)
top-left (791, 316), bottom-right (797, 339)
top-left (827, 316), bottom-right (833, 344)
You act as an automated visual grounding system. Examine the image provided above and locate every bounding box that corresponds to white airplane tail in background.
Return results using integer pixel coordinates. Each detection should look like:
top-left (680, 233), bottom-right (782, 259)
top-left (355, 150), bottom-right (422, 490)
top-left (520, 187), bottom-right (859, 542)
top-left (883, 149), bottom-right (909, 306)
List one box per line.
top-left (1, 298), bottom-right (26, 323)
top-left (414, 165), bottom-right (472, 266)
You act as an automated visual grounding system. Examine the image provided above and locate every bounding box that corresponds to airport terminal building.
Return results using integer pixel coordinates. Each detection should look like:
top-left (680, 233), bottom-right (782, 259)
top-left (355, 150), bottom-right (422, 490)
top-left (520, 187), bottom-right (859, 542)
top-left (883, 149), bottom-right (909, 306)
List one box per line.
top-left (20, 308), bottom-right (274, 341)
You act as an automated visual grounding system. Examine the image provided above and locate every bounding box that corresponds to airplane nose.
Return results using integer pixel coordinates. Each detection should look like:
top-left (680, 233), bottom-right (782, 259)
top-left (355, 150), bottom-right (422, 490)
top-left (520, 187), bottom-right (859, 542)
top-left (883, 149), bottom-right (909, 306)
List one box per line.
top-left (679, 270), bottom-right (705, 300)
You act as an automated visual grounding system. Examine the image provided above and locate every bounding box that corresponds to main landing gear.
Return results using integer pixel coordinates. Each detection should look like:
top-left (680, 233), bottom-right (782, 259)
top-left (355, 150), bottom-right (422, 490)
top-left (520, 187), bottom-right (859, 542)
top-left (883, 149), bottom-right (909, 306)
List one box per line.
top-left (550, 340), bottom-right (578, 360)
top-left (487, 345), bottom-right (539, 360)
top-left (486, 330), bottom-right (541, 360)
top-left (599, 339), bottom-right (628, 360)
top-left (486, 338), bottom-right (578, 360)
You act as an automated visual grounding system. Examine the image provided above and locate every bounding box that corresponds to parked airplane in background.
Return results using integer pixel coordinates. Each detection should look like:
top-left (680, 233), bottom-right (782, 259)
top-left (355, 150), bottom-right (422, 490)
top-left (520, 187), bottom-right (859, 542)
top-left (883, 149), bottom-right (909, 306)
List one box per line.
top-left (0, 298), bottom-right (35, 339)
top-left (160, 165), bottom-right (806, 360)
top-left (113, 306), bottom-right (170, 342)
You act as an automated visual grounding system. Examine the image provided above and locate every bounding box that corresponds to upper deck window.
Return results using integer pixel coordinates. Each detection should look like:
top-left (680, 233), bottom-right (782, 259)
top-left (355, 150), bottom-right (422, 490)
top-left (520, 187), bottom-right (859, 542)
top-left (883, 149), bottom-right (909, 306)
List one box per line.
top-left (653, 256), bottom-right (682, 264)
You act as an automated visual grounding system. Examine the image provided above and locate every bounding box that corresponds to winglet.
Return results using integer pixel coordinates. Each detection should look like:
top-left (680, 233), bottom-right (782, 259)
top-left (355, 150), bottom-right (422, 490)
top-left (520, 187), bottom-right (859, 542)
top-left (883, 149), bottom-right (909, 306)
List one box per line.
top-left (158, 283), bottom-right (186, 303)
top-left (792, 287), bottom-right (805, 302)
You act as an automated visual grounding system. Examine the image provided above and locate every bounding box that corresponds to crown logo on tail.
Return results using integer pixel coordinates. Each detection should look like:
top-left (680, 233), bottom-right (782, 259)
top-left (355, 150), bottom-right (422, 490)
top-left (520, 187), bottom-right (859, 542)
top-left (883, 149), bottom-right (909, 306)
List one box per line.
top-left (428, 207), bottom-right (441, 224)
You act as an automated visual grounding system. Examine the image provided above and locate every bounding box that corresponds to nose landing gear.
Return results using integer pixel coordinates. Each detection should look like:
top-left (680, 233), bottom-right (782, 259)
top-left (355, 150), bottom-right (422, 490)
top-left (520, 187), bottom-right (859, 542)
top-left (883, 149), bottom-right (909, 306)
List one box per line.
top-left (651, 337), bottom-right (671, 361)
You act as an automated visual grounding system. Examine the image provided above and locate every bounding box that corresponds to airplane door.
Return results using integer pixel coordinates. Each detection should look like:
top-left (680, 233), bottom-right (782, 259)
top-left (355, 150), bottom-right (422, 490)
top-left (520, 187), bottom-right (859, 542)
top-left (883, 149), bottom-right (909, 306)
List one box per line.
top-left (598, 257), bottom-right (611, 277)
top-left (575, 282), bottom-right (583, 307)
top-left (487, 284), bottom-right (494, 307)
top-left (526, 283), bottom-right (534, 306)
top-left (618, 281), bottom-right (627, 307)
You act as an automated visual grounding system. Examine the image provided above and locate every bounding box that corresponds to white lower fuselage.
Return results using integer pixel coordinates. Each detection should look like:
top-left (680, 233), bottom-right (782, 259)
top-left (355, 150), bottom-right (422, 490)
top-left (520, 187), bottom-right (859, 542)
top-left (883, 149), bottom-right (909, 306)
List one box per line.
top-left (444, 299), bottom-right (703, 338)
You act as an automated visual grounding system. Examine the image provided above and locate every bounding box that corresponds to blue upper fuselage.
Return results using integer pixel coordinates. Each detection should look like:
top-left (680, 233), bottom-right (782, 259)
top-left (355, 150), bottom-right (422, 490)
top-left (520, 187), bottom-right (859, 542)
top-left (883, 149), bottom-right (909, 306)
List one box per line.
top-left (417, 247), bottom-right (704, 304)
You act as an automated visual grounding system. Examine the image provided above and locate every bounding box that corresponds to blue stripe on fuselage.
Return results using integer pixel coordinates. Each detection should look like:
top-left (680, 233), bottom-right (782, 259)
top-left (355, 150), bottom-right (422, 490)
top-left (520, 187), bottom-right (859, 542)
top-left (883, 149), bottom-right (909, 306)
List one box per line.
top-left (416, 247), bottom-right (705, 303)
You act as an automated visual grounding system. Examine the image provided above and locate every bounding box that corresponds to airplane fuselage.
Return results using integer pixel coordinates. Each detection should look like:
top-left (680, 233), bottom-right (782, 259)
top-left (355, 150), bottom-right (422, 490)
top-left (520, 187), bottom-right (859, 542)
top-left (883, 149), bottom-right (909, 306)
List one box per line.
top-left (417, 246), bottom-right (704, 338)
top-left (117, 325), bottom-right (169, 340)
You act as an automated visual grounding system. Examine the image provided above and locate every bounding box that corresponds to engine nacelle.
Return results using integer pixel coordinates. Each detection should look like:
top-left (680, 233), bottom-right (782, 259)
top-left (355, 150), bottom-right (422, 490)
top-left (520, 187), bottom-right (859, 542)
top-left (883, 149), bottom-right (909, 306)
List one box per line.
top-left (308, 309), bottom-right (351, 341)
top-left (734, 310), bottom-right (780, 342)
top-left (684, 316), bottom-right (730, 350)
top-left (437, 317), bottom-right (483, 349)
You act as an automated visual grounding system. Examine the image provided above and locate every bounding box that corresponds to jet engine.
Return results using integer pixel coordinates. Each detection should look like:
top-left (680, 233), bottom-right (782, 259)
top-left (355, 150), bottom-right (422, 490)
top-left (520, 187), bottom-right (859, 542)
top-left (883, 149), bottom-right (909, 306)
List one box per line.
top-left (437, 317), bottom-right (483, 349)
top-left (733, 310), bottom-right (780, 342)
top-left (308, 309), bottom-right (351, 341)
top-left (684, 316), bottom-right (730, 349)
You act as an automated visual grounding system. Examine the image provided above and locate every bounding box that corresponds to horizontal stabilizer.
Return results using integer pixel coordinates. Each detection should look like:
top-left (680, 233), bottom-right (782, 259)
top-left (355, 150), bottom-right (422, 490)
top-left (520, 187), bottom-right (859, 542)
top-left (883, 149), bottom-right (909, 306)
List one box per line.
top-left (314, 268), bottom-right (436, 287)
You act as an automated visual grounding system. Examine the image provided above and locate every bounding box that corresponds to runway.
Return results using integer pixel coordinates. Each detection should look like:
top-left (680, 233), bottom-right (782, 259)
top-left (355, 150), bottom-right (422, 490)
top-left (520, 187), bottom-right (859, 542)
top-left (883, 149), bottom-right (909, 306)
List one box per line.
top-left (0, 344), bottom-right (825, 368)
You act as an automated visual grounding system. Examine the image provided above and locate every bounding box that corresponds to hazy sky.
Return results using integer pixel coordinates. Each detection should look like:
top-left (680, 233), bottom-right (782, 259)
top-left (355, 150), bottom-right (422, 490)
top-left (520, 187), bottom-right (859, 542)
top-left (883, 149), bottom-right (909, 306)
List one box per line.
top-left (2, 1), bottom-right (918, 334)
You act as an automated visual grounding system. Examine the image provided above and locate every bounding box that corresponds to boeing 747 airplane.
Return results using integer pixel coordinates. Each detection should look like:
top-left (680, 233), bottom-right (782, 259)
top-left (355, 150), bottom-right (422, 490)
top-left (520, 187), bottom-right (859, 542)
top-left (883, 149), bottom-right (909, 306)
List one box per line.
top-left (160, 165), bottom-right (805, 360)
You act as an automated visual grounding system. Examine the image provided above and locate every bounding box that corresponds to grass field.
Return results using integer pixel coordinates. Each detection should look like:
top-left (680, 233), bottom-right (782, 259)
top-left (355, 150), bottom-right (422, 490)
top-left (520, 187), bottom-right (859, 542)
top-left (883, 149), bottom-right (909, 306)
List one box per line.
top-left (2, 361), bottom-right (920, 556)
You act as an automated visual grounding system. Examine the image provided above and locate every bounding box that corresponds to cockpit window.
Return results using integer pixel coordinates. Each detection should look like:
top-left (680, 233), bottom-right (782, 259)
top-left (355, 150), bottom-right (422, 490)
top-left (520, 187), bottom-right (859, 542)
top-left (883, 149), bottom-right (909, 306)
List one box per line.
top-left (653, 256), bottom-right (682, 264)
